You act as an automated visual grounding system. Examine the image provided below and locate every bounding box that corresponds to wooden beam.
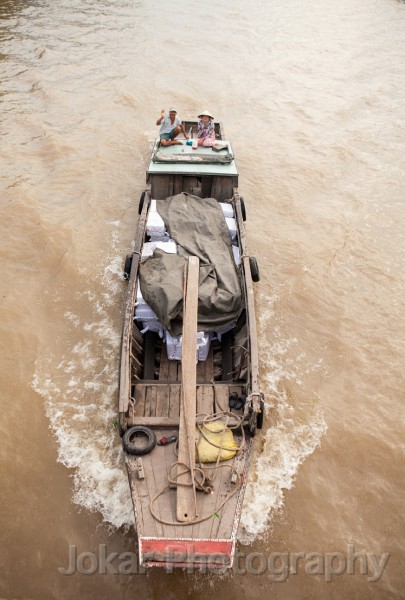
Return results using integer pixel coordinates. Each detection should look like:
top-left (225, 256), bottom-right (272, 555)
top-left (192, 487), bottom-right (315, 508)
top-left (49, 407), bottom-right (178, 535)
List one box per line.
top-left (177, 257), bottom-right (199, 522)
top-left (127, 416), bottom-right (180, 428)
top-left (119, 190), bottom-right (150, 414)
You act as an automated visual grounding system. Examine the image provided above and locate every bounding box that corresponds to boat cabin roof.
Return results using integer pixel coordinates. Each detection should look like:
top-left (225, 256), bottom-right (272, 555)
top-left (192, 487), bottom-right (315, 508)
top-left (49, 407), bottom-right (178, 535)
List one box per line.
top-left (147, 138), bottom-right (238, 177)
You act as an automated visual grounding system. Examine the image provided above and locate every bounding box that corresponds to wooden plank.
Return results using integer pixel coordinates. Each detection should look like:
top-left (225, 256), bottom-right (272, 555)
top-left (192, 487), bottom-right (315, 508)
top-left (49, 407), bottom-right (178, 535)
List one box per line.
top-left (177, 257), bottom-right (199, 522)
top-left (196, 385), bottom-right (214, 416)
top-left (132, 324), bottom-right (143, 346)
top-left (139, 455), bottom-right (164, 538)
top-left (214, 385), bottom-right (230, 413)
top-left (173, 175), bottom-right (183, 195)
top-left (130, 351), bottom-right (142, 370)
top-left (156, 384), bottom-right (170, 418)
top-left (126, 455), bottom-right (160, 538)
top-left (134, 384), bottom-right (146, 417)
top-left (183, 176), bottom-right (199, 194)
top-left (128, 416), bottom-right (179, 428)
top-left (169, 384), bottom-right (181, 418)
top-left (215, 440), bottom-right (248, 540)
top-left (151, 175), bottom-right (171, 199)
top-left (119, 190), bottom-right (150, 413)
top-left (148, 435), bottom-right (178, 538)
top-left (162, 437), bottom-right (179, 539)
top-left (211, 176), bottom-right (234, 201)
top-left (145, 386), bottom-right (157, 418)
top-left (201, 176), bottom-right (213, 198)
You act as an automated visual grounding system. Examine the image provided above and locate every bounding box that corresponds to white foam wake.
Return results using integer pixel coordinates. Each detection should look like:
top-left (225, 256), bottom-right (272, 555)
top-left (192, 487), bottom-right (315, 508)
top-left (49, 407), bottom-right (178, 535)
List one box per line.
top-left (238, 293), bottom-right (327, 543)
top-left (32, 225), bottom-right (134, 529)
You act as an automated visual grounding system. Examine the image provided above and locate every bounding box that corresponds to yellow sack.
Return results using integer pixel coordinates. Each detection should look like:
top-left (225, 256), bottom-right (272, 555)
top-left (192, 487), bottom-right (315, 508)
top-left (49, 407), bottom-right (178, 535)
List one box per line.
top-left (195, 421), bottom-right (238, 463)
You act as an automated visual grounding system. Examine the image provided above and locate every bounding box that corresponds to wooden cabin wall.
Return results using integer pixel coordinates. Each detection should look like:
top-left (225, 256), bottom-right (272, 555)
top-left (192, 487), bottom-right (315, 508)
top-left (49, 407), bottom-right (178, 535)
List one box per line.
top-left (150, 174), bottom-right (238, 201)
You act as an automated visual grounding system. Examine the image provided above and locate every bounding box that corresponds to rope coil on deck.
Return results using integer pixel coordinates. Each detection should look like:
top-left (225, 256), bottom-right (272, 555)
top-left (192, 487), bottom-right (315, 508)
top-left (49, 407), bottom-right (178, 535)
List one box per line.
top-left (149, 465), bottom-right (241, 527)
top-left (149, 410), bottom-right (245, 526)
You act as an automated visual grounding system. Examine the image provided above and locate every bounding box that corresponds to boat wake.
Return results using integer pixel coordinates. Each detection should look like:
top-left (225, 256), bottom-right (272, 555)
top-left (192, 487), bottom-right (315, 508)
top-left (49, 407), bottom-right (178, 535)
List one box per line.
top-left (32, 224), bottom-right (134, 530)
top-left (238, 293), bottom-right (327, 543)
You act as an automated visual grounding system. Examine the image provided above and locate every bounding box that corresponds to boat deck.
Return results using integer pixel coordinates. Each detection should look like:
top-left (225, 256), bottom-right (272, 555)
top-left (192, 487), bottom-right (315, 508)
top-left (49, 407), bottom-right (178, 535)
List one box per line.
top-left (126, 340), bottom-right (250, 562)
top-left (119, 180), bottom-right (262, 569)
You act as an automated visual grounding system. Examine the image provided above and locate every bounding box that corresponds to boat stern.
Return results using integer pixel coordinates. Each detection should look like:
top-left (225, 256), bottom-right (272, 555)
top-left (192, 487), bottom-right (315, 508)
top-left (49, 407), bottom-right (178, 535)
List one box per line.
top-left (139, 537), bottom-right (235, 570)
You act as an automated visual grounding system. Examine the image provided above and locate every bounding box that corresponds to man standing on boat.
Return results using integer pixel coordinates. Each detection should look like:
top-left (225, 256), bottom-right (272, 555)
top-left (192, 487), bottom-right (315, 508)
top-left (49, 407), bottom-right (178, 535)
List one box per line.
top-left (156, 107), bottom-right (189, 146)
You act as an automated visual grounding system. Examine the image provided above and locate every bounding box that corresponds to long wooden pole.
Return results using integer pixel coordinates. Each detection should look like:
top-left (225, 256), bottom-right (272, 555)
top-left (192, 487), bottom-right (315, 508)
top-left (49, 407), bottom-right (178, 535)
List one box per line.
top-left (176, 256), bottom-right (199, 522)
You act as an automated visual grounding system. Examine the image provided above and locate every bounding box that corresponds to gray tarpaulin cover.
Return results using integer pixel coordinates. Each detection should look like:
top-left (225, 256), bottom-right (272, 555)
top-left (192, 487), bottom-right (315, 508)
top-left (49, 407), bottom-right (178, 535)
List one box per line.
top-left (139, 193), bottom-right (242, 336)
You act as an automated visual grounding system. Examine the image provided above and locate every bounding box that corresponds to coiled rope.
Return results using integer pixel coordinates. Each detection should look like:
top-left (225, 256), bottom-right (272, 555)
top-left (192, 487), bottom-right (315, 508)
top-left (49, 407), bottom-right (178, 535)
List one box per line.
top-left (149, 410), bottom-right (245, 526)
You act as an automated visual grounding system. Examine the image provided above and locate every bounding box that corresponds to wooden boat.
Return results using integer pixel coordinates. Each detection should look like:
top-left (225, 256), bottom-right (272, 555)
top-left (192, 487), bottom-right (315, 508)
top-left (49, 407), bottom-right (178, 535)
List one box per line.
top-left (118, 121), bottom-right (264, 570)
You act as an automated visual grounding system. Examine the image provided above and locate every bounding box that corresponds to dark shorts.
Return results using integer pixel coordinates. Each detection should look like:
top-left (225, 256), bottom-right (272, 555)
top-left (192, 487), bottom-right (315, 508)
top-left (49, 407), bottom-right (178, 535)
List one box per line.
top-left (160, 130), bottom-right (175, 141)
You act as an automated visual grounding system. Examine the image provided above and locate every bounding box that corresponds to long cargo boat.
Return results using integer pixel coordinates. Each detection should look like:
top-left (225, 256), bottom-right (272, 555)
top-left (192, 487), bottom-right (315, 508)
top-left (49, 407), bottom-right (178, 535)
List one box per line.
top-left (118, 120), bottom-right (264, 569)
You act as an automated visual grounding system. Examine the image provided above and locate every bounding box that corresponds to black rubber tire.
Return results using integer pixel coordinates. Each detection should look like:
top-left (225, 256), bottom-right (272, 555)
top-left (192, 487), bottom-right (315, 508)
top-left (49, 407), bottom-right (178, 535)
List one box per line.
top-left (123, 254), bottom-right (132, 280)
top-left (250, 256), bottom-right (260, 282)
top-left (256, 399), bottom-right (265, 430)
top-left (240, 196), bottom-right (247, 221)
top-left (122, 426), bottom-right (156, 456)
top-left (138, 191), bottom-right (146, 215)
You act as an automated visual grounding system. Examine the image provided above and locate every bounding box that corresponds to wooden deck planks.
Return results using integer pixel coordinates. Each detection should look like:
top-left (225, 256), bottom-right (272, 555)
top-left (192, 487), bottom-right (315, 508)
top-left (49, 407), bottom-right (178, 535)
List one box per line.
top-left (127, 382), bottom-right (246, 542)
top-left (141, 452), bottom-right (165, 538)
top-left (156, 384), bottom-right (170, 417)
top-left (216, 440), bottom-right (249, 539)
top-left (213, 384), bottom-right (229, 413)
top-left (169, 384), bottom-right (181, 418)
top-left (126, 455), bottom-right (160, 538)
top-left (210, 457), bottom-right (241, 539)
top-left (196, 385), bottom-right (214, 417)
top-left (145, 386), bottom-right (157, 417)
top-left (148, 434), bottom-right (178, 539)
top-left (134, 384), bottom-right (146, 417)
top-left (162, 437), bottom-right (179, 539)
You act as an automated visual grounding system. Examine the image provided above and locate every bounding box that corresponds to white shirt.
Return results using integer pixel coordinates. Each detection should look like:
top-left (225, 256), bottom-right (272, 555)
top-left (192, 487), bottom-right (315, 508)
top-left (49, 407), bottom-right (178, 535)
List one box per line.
top-left (159, 114), bottom-right (181, 134)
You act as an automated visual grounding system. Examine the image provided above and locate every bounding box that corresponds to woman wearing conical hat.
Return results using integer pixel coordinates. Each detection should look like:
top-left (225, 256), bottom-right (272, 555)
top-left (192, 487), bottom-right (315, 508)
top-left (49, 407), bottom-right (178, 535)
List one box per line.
top-left (197, 110), bottom-right (215, 147)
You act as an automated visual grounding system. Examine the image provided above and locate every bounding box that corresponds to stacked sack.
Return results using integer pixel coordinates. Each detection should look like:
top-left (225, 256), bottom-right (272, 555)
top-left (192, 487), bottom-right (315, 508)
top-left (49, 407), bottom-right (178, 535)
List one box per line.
top-left (134, 282), bottom-right (164, 336)
top-left (146, 199), bottom-right (168, 241)
top-left (134, 200), bottom-right (175, 337)
top-left (166, 331), bottom-right (212, 362)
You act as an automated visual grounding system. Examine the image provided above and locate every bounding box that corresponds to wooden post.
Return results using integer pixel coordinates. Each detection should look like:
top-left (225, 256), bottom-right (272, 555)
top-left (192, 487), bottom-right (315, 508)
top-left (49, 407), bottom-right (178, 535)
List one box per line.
top-left (176, 257), bottom-right (199, 522)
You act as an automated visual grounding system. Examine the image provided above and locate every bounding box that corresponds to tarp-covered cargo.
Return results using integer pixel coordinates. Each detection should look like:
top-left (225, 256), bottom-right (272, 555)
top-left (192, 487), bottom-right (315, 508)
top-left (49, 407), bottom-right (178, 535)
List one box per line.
top-left (139, 193), bottom-right (242, 336)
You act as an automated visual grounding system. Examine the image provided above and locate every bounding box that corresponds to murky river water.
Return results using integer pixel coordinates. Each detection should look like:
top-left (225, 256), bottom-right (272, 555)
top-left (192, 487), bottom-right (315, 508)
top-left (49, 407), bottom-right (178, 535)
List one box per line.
top-left (1, 0), bottom-right (404, 598)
